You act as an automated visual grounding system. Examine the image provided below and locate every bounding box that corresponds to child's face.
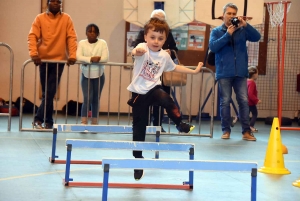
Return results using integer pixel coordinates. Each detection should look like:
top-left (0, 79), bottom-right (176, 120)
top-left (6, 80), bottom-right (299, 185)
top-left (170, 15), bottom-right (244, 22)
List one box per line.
top-left (86, 27), bottom-right (99, 43)
top-left (252, 72), bottom-right (258, 80)
top-left (144, 28), bottom-right (166, 52)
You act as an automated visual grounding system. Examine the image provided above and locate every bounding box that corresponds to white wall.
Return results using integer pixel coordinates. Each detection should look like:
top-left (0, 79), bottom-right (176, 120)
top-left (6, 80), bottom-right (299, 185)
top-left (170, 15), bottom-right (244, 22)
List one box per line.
top-left (0, 0), bottom-right (299, 116)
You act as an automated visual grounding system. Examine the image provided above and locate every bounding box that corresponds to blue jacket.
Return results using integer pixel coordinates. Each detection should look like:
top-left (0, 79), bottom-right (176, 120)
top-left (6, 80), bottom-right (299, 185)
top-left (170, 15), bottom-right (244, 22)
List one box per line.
top-left (209, 24), bottom-right (261, 80)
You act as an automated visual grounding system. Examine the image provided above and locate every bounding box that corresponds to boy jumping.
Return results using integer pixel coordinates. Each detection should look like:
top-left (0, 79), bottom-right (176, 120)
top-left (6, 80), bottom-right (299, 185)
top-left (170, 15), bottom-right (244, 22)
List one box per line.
top-left (127, 18), bottom-right (203, 180)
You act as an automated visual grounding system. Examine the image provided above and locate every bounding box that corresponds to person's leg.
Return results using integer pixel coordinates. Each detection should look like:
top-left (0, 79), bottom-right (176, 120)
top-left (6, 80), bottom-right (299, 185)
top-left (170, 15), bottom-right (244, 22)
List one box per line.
top-left (81, 74), bottom-right (90, 123)
top-left (151, 87), bottom-right (194, 133)
top-left (34, 63), bottom-right (47, 127)
top-left (152, 88), bottom-right (181, 125)
top-left (232, 77), bottom-right (251, 134)
top-left (91, 74), bottom-right (105, 124)
top-left (132, 93), bottom-right (149, 158)
top-left (249, 105), bottom-right (258, 128)
top-left (218, 78), bottom-right (233, 134)
top-left (45, 63), bottom-right (64, 127)
top-left (233, 77), bottom-right (256, 141)
top-left (152, 84), bottom-right (170, 130)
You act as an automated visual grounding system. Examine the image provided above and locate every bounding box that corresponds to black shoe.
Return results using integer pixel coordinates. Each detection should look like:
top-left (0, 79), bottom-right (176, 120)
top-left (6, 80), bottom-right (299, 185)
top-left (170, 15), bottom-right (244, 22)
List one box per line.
top-left (161, 127), bottom-right (166, 133)
top-left (176, 122), bottom-right (195, 134)
top-left (44, 123), bottom-right (53, 129)
top-left (134, 169), bottom-right (144, 181)
top-left (32, 120), bottom-right (43, 129)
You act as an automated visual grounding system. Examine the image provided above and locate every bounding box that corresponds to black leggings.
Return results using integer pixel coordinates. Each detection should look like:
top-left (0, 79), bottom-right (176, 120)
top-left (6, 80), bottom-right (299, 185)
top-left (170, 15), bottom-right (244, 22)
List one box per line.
top-left (249, 105), bottom-right (258, 127)
top-left (130, 86), bottom-right (182, 158)
top-left (152, 84), bottom-right (171, 126)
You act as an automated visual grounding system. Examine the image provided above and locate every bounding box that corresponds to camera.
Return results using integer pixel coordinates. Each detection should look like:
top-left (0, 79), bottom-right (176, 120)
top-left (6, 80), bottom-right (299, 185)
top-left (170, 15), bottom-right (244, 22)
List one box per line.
top-left (231, 17), bottom-right (240, 27)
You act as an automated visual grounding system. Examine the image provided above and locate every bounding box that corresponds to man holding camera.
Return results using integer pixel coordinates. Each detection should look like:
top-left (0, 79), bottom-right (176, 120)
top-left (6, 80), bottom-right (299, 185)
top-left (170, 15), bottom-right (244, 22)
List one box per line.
top-left (209, 3), bottom-right (261, 141)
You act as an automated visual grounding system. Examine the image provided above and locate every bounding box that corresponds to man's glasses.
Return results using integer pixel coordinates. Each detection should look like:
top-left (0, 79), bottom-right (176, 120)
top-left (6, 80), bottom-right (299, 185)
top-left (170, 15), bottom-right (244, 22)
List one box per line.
top-left (49, 0), bottom-right (62, 4)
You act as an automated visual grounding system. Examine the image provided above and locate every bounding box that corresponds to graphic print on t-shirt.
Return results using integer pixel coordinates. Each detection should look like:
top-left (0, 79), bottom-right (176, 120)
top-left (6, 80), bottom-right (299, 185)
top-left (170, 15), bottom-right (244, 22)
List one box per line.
top-left (139, 59), bottom-right (161, 81)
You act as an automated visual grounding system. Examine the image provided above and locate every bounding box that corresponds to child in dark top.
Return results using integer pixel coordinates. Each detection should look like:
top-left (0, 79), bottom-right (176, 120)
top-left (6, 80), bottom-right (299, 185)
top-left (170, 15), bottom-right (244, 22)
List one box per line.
top-left (247, 66), bottom-right (261, 132)
top-left (127, 17), bottom-right (203, 181)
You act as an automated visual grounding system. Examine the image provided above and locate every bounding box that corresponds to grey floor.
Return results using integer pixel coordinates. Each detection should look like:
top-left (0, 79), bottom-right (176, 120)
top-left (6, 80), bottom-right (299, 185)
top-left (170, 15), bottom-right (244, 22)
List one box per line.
top-left (0, 115), bottom-right (300, 201)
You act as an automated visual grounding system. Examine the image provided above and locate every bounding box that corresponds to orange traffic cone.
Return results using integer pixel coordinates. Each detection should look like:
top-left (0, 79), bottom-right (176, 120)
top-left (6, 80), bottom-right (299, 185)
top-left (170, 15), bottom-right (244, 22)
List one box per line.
top-left (293, 178), bottom-right (300, 187)
top-left (258, 117), bottom-right (290, 175)
top-left (282, 143), bottom-right (288, 154)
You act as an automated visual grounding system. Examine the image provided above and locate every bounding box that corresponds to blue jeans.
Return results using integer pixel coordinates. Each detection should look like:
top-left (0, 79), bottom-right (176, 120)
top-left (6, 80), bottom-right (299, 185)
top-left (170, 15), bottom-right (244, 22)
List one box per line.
top-left (81, 74), bottom-right (105, 118)
top-left (218, 77), bottom-right (250, 134)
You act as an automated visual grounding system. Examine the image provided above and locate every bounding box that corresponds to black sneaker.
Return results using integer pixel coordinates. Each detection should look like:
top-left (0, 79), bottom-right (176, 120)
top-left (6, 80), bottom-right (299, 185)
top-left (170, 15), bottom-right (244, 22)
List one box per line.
top-left (44, 123), bottom-right (53, 129)
top-left (161, 126), bottom-right (166, 133)
top-left (176, 122), bottom-right (195, 134)
top-left (32, 120), bottom-right (43, 129)
top-left (134, 169), bottom-right (144, 181)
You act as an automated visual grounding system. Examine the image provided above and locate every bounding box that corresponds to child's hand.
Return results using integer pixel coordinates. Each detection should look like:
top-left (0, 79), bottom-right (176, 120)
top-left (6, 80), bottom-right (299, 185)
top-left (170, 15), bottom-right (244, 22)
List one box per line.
top-left (165, 49), bottom-right (171, 55)
top-left (91, 56), bottom-right (101, 63)
top-left (258, 100), bottom-right (262, 104)
top-left (133, 48), bottom-right (147, 56)
top-left (194, 62), bottom-right (203, 74)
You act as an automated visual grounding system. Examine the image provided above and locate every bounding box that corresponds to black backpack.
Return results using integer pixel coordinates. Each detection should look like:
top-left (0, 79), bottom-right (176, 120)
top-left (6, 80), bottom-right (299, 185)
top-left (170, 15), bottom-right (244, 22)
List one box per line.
top-left (207, 49), bottom-right (215, 66)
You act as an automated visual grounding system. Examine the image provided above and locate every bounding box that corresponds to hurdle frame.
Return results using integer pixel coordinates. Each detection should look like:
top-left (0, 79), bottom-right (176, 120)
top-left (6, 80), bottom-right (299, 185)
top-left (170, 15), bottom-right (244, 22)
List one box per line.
top-left (49, 125), bottom-right (161, 164)
top-left (101, 159), bottom-right (257, 201)
top-left (63, 140), bottom-right (195, 188)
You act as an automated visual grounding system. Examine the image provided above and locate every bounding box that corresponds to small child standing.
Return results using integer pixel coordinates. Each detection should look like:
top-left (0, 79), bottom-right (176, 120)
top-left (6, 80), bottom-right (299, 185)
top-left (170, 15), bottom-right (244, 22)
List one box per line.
top-left (76, 24), bottom-right (109, 125)
top-left (247, 66), bottom-right (261, 132)
top-left (127, 18), bottom-right (203, 180)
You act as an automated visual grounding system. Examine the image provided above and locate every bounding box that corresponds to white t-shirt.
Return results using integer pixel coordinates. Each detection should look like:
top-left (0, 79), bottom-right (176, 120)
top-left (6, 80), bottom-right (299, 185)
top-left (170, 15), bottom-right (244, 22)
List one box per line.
top-left (127, 43), bottom-right (176, 94)
top-left (76, 39), bottom-right (109, 78)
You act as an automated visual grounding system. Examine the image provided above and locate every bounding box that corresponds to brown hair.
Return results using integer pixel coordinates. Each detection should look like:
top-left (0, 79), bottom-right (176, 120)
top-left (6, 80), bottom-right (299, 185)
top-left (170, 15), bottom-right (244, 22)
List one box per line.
top-left (248, 66), bottom-right (258, 78)
top-left (144, 17), bottom-right (169, 38)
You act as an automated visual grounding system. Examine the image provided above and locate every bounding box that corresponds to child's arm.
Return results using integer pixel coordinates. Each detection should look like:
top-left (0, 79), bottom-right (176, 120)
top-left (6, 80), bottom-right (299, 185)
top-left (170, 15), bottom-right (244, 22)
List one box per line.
top-left (132, 47), bottom-right (147, 56)
top-left (76, 41), bottom-right (92, 64)
top-left (173, 62), bottom-right (203, 74)
top-left (98, 40), bottom-right (109, 62)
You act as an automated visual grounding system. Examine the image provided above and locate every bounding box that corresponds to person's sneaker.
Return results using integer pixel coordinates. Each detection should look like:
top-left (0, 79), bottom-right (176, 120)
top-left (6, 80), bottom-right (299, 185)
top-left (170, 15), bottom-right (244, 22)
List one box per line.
top-left (134, 169), bottom-right (144, 181)
top-left (176, 122), bottom-right (195, 134)
top-left (250, 127), bottom-right (258, 132)
top-left (32, 120), bottom-right (43, 129)
top-left (44, 123), bottom-right (53, 129)
top-left (242, 131), bottom-right (257, 141)
top-left (221, 131), bottom-right (230, 139)
top-left (161, 126), bottom-right (166, 133)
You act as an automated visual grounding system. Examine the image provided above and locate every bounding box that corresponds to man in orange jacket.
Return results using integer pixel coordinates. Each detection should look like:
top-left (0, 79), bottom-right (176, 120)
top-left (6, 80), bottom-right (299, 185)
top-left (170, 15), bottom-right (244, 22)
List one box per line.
top-left (28, 0), bottom-right (77, 129)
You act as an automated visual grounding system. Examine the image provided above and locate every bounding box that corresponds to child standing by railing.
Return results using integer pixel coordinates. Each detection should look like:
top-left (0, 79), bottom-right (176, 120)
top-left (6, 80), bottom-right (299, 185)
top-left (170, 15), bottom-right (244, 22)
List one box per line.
top-left (76, 24), bottom-right (109, 125)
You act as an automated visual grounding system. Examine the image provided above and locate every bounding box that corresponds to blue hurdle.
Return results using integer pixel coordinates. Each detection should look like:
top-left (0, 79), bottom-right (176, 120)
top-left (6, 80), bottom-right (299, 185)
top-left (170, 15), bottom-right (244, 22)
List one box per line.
top-left (50, 125), bottom-right (161, 164)
top-left (101, 159), bottom-right (257, 201)
top-left (64, 140), bottom-right (195, 187)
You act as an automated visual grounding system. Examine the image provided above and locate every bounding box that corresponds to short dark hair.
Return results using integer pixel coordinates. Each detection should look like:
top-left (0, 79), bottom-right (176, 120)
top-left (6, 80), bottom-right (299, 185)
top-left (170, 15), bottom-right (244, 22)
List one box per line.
top-left (144, 17), bottom-right (169, 38)
top-left (48, 0), bottom-right (62, 3)
top-left (223, 3), bottom-right (238, 14)
top-left (248, 66), bottom-right (258, 78)
top-left (86, 23), bottom-right (100, 35)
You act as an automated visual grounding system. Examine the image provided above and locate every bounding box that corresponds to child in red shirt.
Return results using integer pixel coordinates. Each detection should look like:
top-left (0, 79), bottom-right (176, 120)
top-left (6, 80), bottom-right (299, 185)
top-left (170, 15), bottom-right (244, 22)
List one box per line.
top-left (247, 66), bottom-right (261, 132)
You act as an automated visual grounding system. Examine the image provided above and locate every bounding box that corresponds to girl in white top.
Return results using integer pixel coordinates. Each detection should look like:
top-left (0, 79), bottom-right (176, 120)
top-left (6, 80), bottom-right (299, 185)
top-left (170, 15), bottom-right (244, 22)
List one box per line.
top-left (76, 24), bottom-right (109, 125)
top-left (127, 18), bottom-right (203, 181)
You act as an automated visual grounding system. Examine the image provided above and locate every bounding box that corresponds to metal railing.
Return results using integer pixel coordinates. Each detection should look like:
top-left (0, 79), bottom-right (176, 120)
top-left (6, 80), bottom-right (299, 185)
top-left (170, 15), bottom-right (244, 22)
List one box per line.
top-left (0, 42), bottom-right (14, 131)
top-left (19, 60), bottom-right (215, 137)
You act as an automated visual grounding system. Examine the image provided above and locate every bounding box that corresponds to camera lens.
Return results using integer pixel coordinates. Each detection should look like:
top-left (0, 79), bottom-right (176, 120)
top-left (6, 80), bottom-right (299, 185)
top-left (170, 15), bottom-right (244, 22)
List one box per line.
top-left (231, 17), bottom-right (240, 27)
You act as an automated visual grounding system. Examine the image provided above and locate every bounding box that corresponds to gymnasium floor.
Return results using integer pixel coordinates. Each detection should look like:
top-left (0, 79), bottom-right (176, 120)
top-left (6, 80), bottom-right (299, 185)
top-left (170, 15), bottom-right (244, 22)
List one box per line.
top-left (0, 115), bottom-right (299, 201)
